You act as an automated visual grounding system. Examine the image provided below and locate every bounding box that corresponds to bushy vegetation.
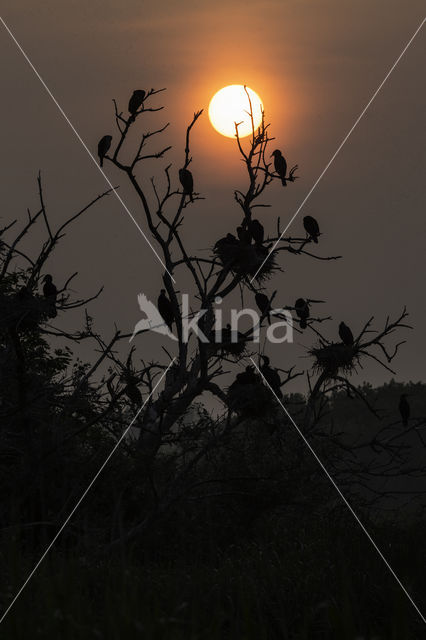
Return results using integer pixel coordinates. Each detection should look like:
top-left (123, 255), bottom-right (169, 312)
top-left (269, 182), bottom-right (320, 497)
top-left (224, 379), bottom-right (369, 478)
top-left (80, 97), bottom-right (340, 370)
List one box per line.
top-left (1, 88), bottom-right (425, 637)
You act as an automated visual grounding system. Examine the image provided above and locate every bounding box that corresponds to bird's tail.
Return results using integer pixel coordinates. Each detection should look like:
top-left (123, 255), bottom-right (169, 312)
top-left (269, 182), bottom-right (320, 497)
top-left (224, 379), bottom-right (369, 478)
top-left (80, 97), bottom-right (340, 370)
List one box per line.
top-left (312, 236), bottom-right (318, 244)
top-left (281, 177), bottom-right (287, 187)
top-left (300, 318), bottom-right (307, 330)
top-left (190, 193), bottom-right (194, 203)
top-left (100, 158), bottom-right (103, 168)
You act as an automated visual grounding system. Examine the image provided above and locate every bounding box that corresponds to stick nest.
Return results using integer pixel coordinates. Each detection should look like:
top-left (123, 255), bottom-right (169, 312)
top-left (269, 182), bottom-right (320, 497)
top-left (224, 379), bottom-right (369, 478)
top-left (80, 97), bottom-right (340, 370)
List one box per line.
top-left (0, 293), bottom-right (55, 331)
top-left (310, 342), bottom-right (358, 377)
top-left (227, 378), bottom-right (274, 416)
top-left (207, 327), bottom-right (247, 359)
top-left (214, 241), bottom-right (278, 282)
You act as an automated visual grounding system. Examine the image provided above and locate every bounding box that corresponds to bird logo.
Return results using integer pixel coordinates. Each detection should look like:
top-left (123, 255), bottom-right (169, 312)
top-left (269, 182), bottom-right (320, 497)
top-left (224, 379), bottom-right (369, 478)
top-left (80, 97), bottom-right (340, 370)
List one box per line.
top-left (130, 293), bottom-right (178, 342)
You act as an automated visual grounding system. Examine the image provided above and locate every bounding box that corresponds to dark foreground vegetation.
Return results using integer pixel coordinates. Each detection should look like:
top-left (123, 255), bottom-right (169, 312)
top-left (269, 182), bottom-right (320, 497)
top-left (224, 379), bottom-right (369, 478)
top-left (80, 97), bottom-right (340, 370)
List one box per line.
top-left (1, 88), bottom-right (425, 637)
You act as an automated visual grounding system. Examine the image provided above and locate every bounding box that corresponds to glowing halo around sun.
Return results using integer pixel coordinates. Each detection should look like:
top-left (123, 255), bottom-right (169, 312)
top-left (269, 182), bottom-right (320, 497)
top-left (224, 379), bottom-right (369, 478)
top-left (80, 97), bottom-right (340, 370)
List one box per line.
top-left (208, 85), bottom-right (263, 138)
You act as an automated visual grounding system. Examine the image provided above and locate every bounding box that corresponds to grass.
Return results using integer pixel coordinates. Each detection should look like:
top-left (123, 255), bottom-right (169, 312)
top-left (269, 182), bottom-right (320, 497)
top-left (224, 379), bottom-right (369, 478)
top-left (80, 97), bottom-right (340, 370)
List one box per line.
top-left (1, 514), bottom-right (425, 639)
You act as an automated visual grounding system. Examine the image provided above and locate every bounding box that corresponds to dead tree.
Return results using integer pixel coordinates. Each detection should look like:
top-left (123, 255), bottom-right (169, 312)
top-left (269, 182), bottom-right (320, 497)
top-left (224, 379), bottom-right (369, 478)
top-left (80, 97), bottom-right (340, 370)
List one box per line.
top-left (100, 86), bottom-right (344, 459)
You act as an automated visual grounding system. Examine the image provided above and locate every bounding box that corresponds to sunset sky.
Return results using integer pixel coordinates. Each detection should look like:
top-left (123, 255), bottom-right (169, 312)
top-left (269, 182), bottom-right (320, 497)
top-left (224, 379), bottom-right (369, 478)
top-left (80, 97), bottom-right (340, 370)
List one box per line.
top-left (1, 0), bottom-right (425, 390)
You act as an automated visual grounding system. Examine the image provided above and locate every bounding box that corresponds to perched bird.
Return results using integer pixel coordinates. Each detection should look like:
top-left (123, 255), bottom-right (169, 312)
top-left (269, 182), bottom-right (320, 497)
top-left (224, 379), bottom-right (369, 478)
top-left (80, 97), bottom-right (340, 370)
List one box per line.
top-left (97, 135), bottom-right (112, 167)
top-left (339, 321), bottom-right (354, 346)
top-left (237, 226), bottom-right (251, 244)
top-left (271, 149), bottom-right (287, 186)
top-left (255, 292), bottom-right (271, 324)
top-left (179, 168), bottom-right (194, 202)
top-left (295, 298), bottom-right (309, 330)
top-left (260, 355), bottom-right (282, 397)
top-left (303, 216), bottom-right (320, 244)
top-left (43, 274), bottom-right (57, 300)
top-left (43, 274), bottom-right (57, 318)
top-left (128, 89), bottom-right (146, 120)
top-left (399, 394), bottom-right (410, 427)
top-left (214, 233), bottom-right (239, 252)
top-left (123, 379), bottom-right (142, 406)
top-left (130, 293), bottom-right (177, 342)
top-left (157, 289), bottom-right (174, 330)
top-left (230, 365), bottom-right (258, 389)
top-left (249, 219), bottom-right (264, 245)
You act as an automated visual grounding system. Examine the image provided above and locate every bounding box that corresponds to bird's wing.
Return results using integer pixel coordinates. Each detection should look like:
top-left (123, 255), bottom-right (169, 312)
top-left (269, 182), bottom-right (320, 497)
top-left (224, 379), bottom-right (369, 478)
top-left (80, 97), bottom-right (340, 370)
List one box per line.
top-left (137, 293), bottom-right (177, 341)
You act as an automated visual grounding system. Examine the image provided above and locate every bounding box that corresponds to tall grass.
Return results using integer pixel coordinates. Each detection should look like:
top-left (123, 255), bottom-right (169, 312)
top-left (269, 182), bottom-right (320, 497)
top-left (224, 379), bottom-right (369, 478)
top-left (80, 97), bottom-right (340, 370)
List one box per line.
top-left (1, 514), bottom-right (425, 639)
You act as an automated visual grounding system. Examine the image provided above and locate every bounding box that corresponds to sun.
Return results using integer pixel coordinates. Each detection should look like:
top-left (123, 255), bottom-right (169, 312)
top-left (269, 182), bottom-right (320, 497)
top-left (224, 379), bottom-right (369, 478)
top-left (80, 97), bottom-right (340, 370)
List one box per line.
top-left (208, 85), bottom-right (263, 139)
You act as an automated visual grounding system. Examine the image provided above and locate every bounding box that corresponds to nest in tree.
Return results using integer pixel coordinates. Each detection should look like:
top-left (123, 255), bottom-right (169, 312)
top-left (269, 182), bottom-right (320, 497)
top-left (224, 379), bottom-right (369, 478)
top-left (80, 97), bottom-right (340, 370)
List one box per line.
top-left (214, 240), bottom-right (278, 282)
top-left (0, 293), bottom-right (55, 331)
top-left (227, 378), bottom-right (275, 417)
top-left (310, 342), bottom-right (358, 377)
top-left (207, 327), bottom-right (247, 359)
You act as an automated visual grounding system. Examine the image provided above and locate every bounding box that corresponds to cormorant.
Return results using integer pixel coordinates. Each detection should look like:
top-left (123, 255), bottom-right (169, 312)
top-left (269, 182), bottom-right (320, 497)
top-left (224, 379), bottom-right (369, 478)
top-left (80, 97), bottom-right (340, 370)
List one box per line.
top-left (230, 365), bottom-right (258, 389)
top-left (237, 226), bottom-right (251, 244)
top-left (295, 298), bottom-right (309, 330)
top-left (399, 394), bottom-right (410, 427)
top-left (249, 219), bottom-right (264, 245)
top-left (271, 149), bottom-right (287, 186)
top-left (226, 233), bottom-right (239, 243)
top-left (303, 216), bottom-right (320, 244)
top-left (128, 89), bottom-right (146, 120)
top-left (157, 289), bottom-right (174, 330)
top-left (43, 274), bottom-right (57, 318)
top-left (179, 168), bottom-right (194, 202)
top-left (124, 380), bottom-right (142, 406)
top-left (339, 321), bottom-right (354, 346)
top-left (98, 135), bottom-right (112, 167)
top-left (255, 292), bottom-right (271, 324)
top-left (260, 355), bottom-right (282, 397)
top-left (214, 233), bottom-right (239, 252)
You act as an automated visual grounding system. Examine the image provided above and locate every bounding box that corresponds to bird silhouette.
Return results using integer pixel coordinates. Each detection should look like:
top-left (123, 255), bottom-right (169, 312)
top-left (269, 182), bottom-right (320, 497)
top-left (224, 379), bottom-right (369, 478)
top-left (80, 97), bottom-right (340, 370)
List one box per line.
top-left (249, 219), bottom-right (264, 245)
top-left (123, 377), bottom-right (142, 406)
top-left (214, 233), bottom-right (239, 252)
top-left (230, 366), bottom-right (258, 391)
top-left (237, 226), bottom-right (251, 244)
top-left (255, 292), bottom-right (271, 324)
top-left (271, 149), bottom-right (287, 186)
top-left (295, 298), bottom-right (309, 330)
top-left (98, 135), bottom-right (112, 167)
top-left (339, 322), bottom-right (354, 346)
top-left (43, 274), bottom-right (57, 318)
top-left (179, 168), bottom-right (194, 202)
top-left (158, 289), bottom-right (175, 331)
top-left (303, 216), bottom-right (320, 244)
top-left (399, 394), bottom-right (410, 427)
top-left (260, 355), bottom-right (282, 397)
top-left (130, 294), bottom-right (177, 342)
top-left (128, 89), bottom-right (146, 120)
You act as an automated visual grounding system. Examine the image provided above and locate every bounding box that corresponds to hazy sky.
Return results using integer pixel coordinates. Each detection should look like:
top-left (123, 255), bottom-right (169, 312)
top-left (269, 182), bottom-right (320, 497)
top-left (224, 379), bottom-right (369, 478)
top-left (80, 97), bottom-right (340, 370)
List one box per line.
top-left (1, 1), bottom-right (425, 393)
